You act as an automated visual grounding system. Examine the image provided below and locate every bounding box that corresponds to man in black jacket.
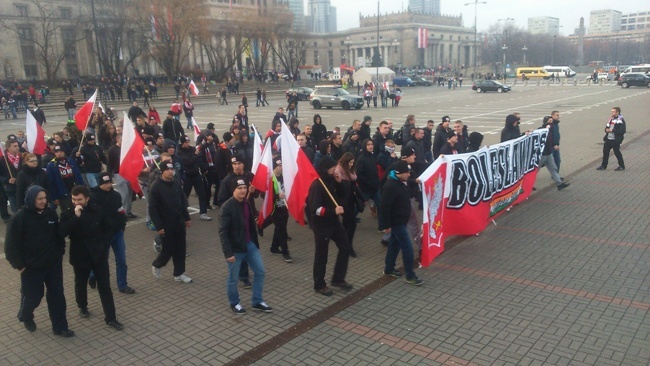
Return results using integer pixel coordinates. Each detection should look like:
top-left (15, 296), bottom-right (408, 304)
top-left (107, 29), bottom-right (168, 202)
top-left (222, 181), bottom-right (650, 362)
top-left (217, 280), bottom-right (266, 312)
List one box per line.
top-left (432, 116), bottom-right (452, 159)
top-left (59, 185), bottom-right (123, 330)
top-left (76, 133), bottom-right (106, 188)
top-left (220, 178), bottom-right (272, 314)
top-left (89, 173), bottom-right (134, 294)
top-left (32, 102), bottom-right (46, 126)
top-left (597, 107), bottom-right (626, 171)
top-left (177, 135), bottom-right (211, 221)
top-left (5, 185), bottom-right (74, 337)
top-left (149, 162), bottom-right (193, 283)
top-left (162, 110), bottom-right (185, 144)
top-left (380, 161), bottom-right (423, 286)
top-left (307, 156), bottom-right (352, 296)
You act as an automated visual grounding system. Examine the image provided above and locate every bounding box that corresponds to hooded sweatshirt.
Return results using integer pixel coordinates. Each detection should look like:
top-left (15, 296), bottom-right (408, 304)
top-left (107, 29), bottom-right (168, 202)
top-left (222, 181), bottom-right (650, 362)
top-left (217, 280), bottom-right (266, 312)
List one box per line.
top-left (5, 185), bottom-right (65, 269)
top-left (307, 156), bottom-right (346, 228)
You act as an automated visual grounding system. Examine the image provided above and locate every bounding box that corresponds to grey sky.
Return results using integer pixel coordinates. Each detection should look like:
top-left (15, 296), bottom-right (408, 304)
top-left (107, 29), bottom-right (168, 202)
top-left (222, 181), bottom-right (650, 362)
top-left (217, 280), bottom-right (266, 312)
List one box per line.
top-left (323, 0), bottom-right (645, 34)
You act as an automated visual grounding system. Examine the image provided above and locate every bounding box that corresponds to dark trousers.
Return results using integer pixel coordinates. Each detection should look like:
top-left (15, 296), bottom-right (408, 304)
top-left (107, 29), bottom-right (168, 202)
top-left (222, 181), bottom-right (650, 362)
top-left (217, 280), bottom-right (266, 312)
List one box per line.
top-left (204, 171), bottom-right (219, 206)
top-left (183, 173), bottom-right (208, 214)
top-left (0, 185), bottom-right (9, 219)
top-left (18, 258), bottom-right (69, 333)
top-left (152, 227), bottom-right (186, 277)
top-left (270, 206), bottom-right (289, 254)
top-left (312, 222), bottom-right (351, 290)
top-left (601, 139), bottom-right (625, 168)
top-left (341, 203), bottom-right (357, 249)
top-left (73, 258), bottom-right (117, 323)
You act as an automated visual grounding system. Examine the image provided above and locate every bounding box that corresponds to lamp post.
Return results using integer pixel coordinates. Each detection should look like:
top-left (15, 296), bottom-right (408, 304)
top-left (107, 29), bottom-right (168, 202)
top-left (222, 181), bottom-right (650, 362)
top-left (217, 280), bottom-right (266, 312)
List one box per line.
top-left (498, 18), bottom-right (513, 80)
top-left (502, 44), bottom-right (508, 80)
top-left (344, 36), bottom-right (352, 66)
top-left (391, 39), bottom-right (400, 68)
top-left (522, 45), bottom-right (528, 66)
top-left (464, 0), bottom-right (487, 79)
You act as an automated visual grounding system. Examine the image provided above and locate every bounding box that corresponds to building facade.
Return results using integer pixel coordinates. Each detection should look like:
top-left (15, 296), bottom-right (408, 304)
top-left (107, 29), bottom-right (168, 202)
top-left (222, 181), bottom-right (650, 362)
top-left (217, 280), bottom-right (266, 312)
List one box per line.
top-left (408, 0), bottom-right (441, 15)
top-left (528, 16), bottom-right (560, 35)
top-left (589, 9), bottom-right (622, 35)
top-left (621, 11), bottom-right (650, 32)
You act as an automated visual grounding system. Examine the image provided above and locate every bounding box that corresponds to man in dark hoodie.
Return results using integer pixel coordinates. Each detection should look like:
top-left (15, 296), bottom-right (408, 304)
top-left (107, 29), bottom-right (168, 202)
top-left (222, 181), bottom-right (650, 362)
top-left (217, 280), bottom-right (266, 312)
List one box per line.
top-left (5, 185), bottom-right (74, 337)
top-left (311, 114), bottom-right (328, 149)
top-left (500, 114), bottom-right (523, 142)
top-left (149, 162), bottom-right (193, 283)
top-left (59, 185), bottom-right (123, 330)
top-left (432, 116), bottom-right (452, 159)
top-left (89, 173), bottom-right (134, 294)
top-left (307, 156), bottom-right (353, 296)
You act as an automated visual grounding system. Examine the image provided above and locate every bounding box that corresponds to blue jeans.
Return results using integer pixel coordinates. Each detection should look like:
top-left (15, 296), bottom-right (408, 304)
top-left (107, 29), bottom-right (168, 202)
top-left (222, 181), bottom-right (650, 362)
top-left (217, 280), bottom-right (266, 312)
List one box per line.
top-left (384, 224), bottom-right (416, 280)
top-left (552, 149), bottom-right (561, 172)
top-left (227, 242), bottom-right (265, 306)
top-left (84, 173), bottom-right (99, 188)
top-left (90, 230), bottom-right (128, 290)
top-left (67, 108), bottom-right (75, 121)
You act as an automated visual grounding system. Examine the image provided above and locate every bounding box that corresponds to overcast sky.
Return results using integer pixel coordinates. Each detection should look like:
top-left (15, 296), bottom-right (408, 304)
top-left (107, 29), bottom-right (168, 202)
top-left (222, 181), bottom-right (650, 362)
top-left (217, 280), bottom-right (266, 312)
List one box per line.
top-left (323, 0), bottom-right (645, 35)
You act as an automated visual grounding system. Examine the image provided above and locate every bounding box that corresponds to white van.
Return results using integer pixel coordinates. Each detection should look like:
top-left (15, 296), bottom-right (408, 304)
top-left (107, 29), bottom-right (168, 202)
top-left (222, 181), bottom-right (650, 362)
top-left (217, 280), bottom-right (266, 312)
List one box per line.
top-left (621, 64), bottom-right (650, 75)
top-left (543, 66), bottom-right (576, 78)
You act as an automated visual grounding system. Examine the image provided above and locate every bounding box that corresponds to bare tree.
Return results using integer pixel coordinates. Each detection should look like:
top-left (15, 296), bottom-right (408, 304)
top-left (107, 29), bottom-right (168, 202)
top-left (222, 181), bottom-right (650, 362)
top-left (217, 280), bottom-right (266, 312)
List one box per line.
top-left (269, 25), bottom-right (307, 77)
top-left (0, 0), bottom-right (90, 82)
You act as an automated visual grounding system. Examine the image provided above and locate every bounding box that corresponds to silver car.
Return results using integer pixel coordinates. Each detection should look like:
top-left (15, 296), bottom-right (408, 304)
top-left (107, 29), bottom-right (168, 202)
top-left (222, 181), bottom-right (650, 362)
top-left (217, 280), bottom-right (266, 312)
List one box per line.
top-left (309, 86), bottom-right (364, 110)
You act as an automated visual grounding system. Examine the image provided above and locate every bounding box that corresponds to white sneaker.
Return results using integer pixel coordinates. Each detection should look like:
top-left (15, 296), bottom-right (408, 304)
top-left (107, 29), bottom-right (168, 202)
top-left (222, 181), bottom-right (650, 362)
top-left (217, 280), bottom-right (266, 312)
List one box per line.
top-left (199, 214), bottom-right (212, 221)
top-left (152, 266), bottom-right (161, 279)
top-left (174, 274), bottom-right (192, 283)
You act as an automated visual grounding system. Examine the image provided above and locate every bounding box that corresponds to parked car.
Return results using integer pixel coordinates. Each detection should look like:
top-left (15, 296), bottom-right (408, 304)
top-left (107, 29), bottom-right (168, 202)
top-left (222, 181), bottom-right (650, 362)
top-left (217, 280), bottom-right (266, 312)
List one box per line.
top-left (309, 86), bottom-right (364, 110)
top-left (285, 87), bottom-right (314, 101)
top-left (617, 73), bottom-right (650, 88)
top-left (471, 80), bottom-right (512, 93)
top-left (392, 76), bottom-right (416, 87)
top-left (413, 77), bottom-right (433, 86)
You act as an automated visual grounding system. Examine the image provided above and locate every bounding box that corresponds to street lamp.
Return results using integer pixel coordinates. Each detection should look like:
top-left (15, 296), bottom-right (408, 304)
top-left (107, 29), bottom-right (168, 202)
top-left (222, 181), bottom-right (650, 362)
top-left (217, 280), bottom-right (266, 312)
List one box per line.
top-left (464, 0), bottom-right (487, 79)
top-left (522, 45), bottom-right (528, 66)
top-left (344, 36), bottom-right (352, 66)
top-left (391, 39), bottom-right (400, 67)
top-left (498, 18), bottom-right (513, 80)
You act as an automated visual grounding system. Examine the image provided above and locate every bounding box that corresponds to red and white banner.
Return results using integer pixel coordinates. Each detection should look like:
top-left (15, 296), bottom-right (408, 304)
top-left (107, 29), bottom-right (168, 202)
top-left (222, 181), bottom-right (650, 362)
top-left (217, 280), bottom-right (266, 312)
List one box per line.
top-left (252, 139), bottom-right (274, 227)
top-left (119, 112), bottom-right (146, 195)
top-left (418, 129), bottom-right (548, 267)
top-left (25, 110), bottom-right (46, 155)
top-left (75, 89), bottom-right (97, 131)
top-left (188, 80), bottom-right (199, 96)
top-left (279, 119), bottom-right (319, 225)
top-left (417, 28), bottom-right (428, 49)
top-left (250, 125), bottom-right (264, 174)
top-left (191, 117), bottom-right (200, 142)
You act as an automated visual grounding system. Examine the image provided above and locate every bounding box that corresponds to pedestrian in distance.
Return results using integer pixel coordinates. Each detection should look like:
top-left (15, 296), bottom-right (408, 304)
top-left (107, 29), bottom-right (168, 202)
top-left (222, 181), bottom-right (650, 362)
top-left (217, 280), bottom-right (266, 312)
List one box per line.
top-left (597, 107), bottom-right (626, 171)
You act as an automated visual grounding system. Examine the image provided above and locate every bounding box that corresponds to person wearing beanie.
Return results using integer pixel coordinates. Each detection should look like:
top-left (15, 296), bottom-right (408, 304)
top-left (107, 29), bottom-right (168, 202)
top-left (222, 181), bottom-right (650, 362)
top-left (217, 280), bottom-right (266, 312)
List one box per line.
top-left (380, 160), bottom-right (423, 286)
top-left (220, 177), bottom-right (273, 314)
top-left (76, 133), bottom-right (106, 188)
top-left (5, 185), bottom-right (74, 337)
top-left (149, 162), bottom-right (193, 283)
top-left (432, 117), bottom-right (452, 160)
top-left (162, 109), bottom-right (185, 143)
top-left (16, 153), bottom-right (48, 210)
top-left (440, 133), bottom-right (459, 155)
top-left (307, 156), bottom-right (353, 296)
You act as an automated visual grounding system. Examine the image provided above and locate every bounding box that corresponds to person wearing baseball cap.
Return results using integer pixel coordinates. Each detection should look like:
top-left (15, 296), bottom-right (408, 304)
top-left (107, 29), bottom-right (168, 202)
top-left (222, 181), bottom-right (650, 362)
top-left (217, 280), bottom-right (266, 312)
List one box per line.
top-left (149, 161), bottom-right (193, 284)
top-left (219, 177), bottom-right (273, 314)
top-left (380, 159), bottom-right (423, 286)
top-left (90, 172), bottom-right (135, 295)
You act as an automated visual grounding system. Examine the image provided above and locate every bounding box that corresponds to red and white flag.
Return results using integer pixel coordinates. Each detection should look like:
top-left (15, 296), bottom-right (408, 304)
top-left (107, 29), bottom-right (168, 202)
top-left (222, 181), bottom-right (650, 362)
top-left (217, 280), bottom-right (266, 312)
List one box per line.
top-left (418, 28), bottom-right (429, 49)
top-left (419, 158), bottom-right (447, 267)
top-left (75, 89), bottom-right (97, 131)
top-left (188, 80), bottom-right (199, 96)
top-left (251, 139), bottom-right (274, 227)
top-left (191, 117), bottom-right (201, 142)
top-left (119, 112), bottom-right (145, 195)
top-left (279, 119), bottom-right (319, 225)
top-left (250, 125), bottom-right (264, 174)
top-left (25, 110), bottom-right (46, 155)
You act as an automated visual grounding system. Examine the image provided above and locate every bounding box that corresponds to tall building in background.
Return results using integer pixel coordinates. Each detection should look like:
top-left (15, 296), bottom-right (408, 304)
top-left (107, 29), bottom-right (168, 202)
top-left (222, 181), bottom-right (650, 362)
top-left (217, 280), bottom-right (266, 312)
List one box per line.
top-left (588, 9), bottom-right (622, 34)
top-left (408, 0), bottom-right (441, 15)
top-left (528, 17), bottom-right (560, 35)
top-left (306, 0), bottom-right (337, 34)
top-left (621, 10), bottom-right (650, 31)
top-left (279, 0), bottom-right (306, 31)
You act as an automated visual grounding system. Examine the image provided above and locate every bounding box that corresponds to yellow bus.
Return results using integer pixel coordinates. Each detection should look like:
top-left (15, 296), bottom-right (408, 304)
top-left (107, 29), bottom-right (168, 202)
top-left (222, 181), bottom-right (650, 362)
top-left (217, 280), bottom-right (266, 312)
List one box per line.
top-left (516, 67), bottom-right (550, 80)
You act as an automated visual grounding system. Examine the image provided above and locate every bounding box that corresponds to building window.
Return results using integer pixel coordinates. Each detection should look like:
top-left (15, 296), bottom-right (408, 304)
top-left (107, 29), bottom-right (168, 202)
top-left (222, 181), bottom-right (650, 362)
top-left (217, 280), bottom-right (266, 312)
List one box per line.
top-left (60, 8), bottom-right (71, 19)
top-left (24, 65), bottom-right (38, 78)
top-left (66, 64), bottom-right (79, 78)
top-left (16, 4), bottom-right (28, 17)
top-left (328, 41), bottom-right (332, 47)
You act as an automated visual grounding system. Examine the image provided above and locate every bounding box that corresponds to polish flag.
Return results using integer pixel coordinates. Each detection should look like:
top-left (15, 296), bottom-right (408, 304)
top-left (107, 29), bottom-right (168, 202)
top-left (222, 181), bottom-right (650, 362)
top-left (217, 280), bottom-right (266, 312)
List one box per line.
top-left (75, 89), bottom-right (97, 131)
top-left (188, 80), bottom-right (199, 96)
top-left (191, 117), bottom-right (201, 142)
top-left (418, 28), bottom-right (428, 49)
top-left (119, 112), bottom-right (145, 195)
top-left (279, 119), bottom-right (319, 225)
top-left (250, 125), bottom-right (264, 174)
top-left (25, 110), bottom-right (46, 155)
top-left (252, 139), bottom-right (275, 227)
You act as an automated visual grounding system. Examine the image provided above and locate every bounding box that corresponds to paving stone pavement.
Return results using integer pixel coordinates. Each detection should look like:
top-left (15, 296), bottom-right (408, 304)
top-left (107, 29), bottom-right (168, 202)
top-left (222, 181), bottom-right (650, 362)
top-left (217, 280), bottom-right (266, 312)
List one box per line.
top-left (0, 92), bottom-right (648, 365)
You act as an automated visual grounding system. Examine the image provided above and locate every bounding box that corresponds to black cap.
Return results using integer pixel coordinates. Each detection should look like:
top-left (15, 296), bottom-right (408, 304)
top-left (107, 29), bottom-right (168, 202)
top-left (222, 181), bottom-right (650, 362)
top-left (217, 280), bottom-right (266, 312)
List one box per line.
top-left (53, 144), bottom-right (63, 152)
top-left (223, 132), bottom-right (234, 142)
top-left (442, 116), bottom-right (450, 122)
top-left (162, 162), bottom-right (175, 171)
top-left (207, 123), bottom-right (215, 130)
top-left (144, 137), bottom-right (155, 145)
top-left (167, 110), bottom-right (175, 115)
top-left (156, 132), bottom-right (164, 139)
top-left (273, 158), bottom-right (282, 169)
top-left (98, 172), bottom-right (112, 184)
top-left (230, 155), bottom-right (243, 165)
top-left (393, 160), bottom-right (411, 174)
top-left (230, 178), bottom-right (248, 192)
top-left (363, 115), bottom-right (372, 122)
top-left (400, 146), bottom-right (415, 158)
top-left (85, 133), bottom-right (95, 141)
top-left (7, 134), bottom-right (17, 140)
top-left (181, 135), bottom-right (190, 143)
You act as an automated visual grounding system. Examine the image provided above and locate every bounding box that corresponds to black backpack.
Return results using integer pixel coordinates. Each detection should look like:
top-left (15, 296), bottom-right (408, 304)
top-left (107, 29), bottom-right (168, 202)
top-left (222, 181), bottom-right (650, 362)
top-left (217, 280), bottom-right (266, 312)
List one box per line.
top-left (393, 129), bottom-right (404, 145)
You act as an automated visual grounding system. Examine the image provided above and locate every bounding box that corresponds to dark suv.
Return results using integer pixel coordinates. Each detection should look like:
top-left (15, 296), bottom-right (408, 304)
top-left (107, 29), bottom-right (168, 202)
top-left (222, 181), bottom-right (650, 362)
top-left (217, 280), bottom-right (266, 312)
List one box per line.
top-left (617, 73), bottom-right (650, 88)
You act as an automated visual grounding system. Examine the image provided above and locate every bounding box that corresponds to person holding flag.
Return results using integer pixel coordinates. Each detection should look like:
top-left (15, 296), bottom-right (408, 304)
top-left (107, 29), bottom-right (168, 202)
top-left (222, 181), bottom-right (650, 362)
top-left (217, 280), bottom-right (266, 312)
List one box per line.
top-left (260, 158), bottom-right (291, 263)
top-left (0, 138), bottom-right (23, 213)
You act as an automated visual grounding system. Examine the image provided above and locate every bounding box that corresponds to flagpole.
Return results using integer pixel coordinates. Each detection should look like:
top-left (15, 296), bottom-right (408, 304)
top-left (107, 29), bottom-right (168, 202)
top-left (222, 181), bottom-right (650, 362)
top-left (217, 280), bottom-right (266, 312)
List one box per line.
top-left (145, 147), bottom-right (160, 170)
top-left (3, 150), bottom-right (14, 179)
top-left (318, 178), bottom-right (339, 207)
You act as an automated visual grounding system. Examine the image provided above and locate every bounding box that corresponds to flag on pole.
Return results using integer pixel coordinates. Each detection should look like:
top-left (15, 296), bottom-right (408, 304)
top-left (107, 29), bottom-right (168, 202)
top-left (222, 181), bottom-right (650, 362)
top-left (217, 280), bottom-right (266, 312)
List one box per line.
top-left (191, 117), bottom-right (201, 142)
top-left (119, 112), bottom-right (145, 195)
top-left (251, 139), bottom-right (275, 227)
top-left (279, 119), bottom-right (319, 225)
top-left (417, 28), bottom-right (429, 49)
top-left (97, 101), bottom-right (106, 114)
top-left (188, 80), bottom-right (199, 96)
top-left (75, 89), bottom-right (97, 131)
top-left (25, 110), bottom-right (46, 155)
top-left (251, 125), bottom-right (264, 174)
